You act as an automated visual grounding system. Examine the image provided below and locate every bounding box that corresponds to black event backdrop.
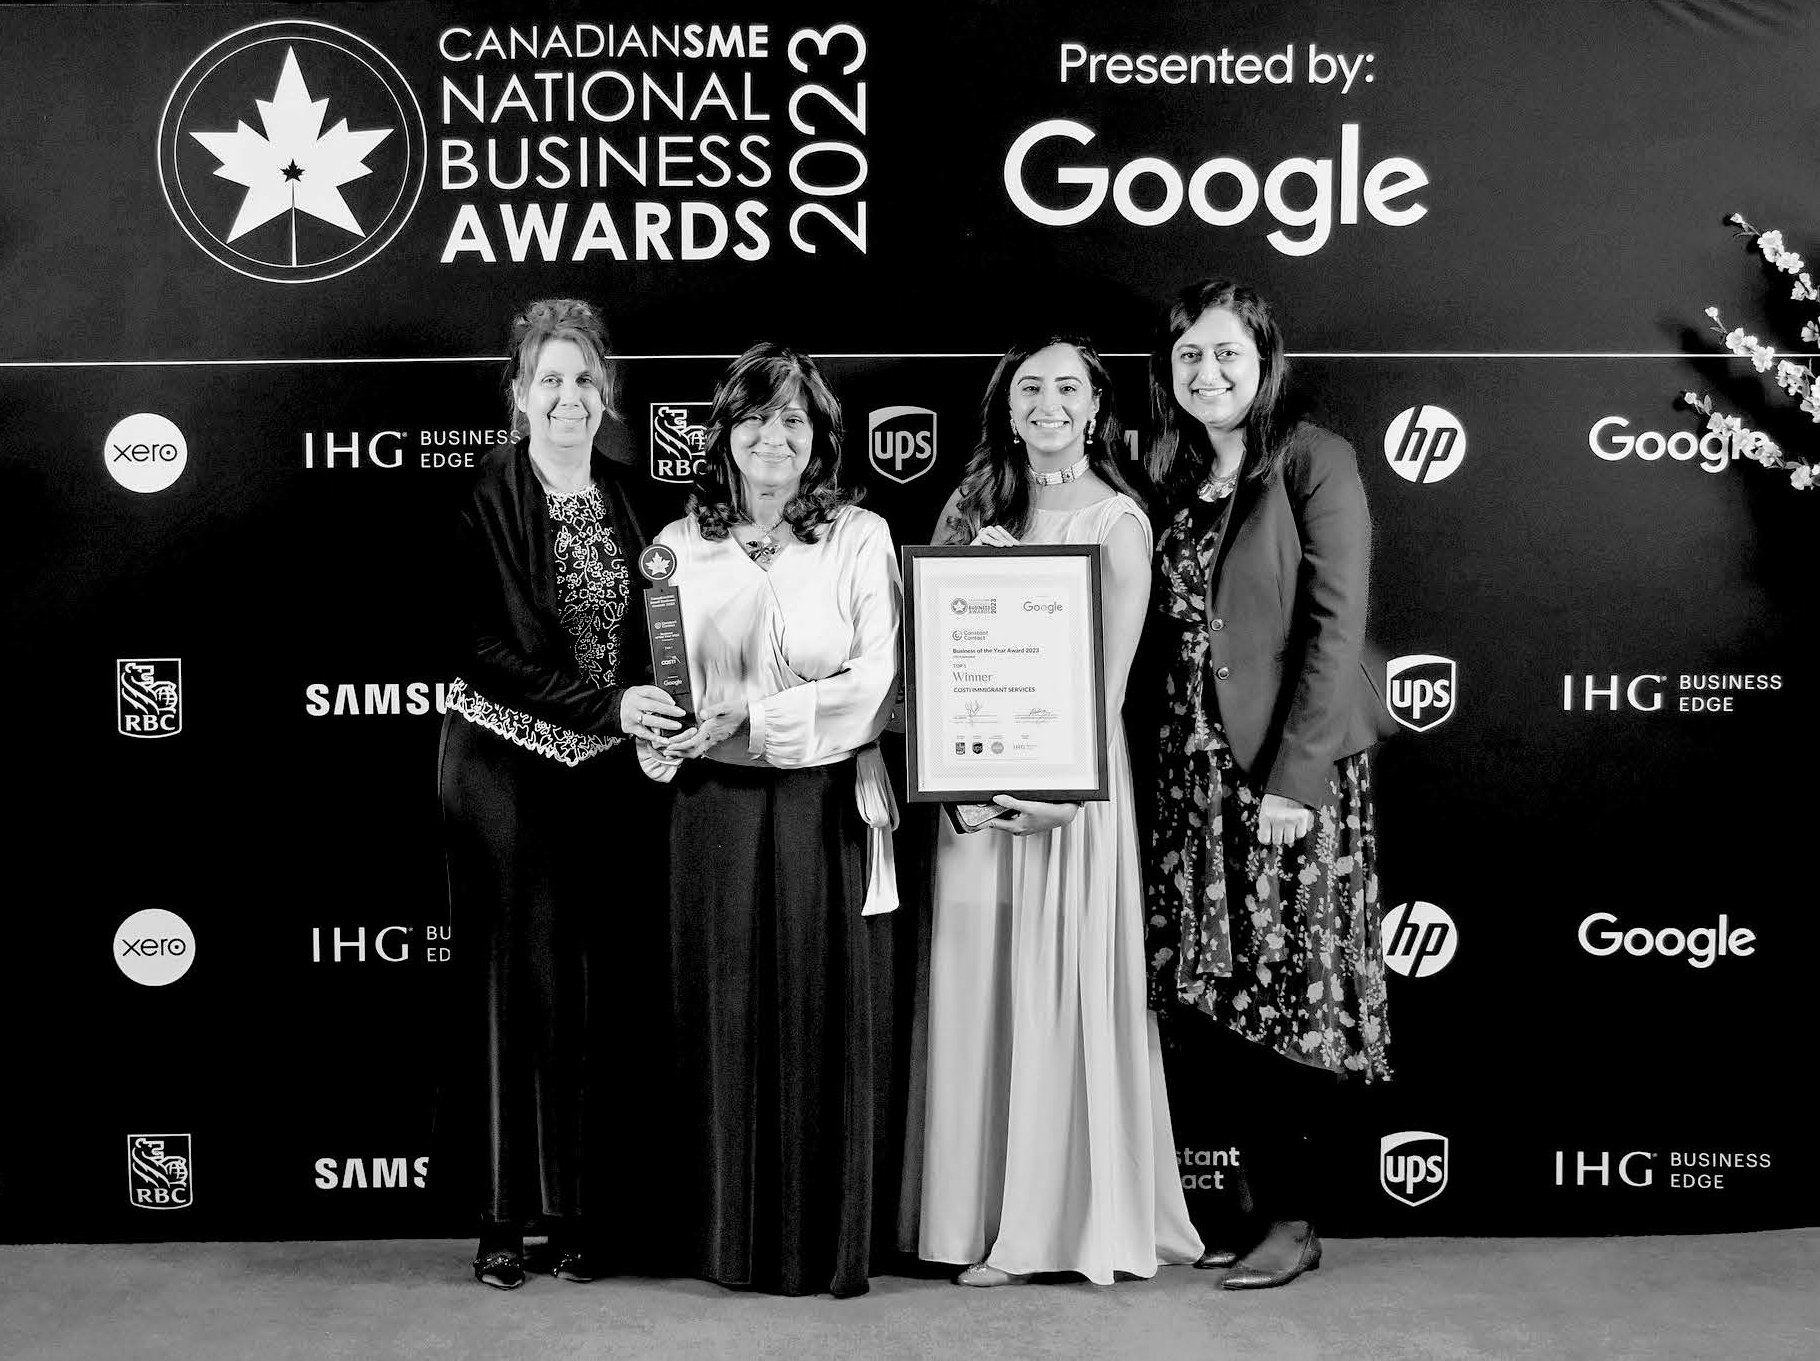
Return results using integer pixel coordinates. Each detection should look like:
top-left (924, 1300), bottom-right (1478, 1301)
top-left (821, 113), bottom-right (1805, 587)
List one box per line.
top-left (1, 0), bottom-right (1814, 1242)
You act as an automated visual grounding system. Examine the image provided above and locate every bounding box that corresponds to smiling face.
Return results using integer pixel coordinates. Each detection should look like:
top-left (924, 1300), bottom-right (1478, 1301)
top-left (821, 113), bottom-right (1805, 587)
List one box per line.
top-left (729, 386), bottom-right (815, 505)
top-left (1009, 343), bottom-right (1100, 462)
top-left (516, 337), bottom-right (605, 457)
top-left (1171, 307), bottom-right (1260, 435)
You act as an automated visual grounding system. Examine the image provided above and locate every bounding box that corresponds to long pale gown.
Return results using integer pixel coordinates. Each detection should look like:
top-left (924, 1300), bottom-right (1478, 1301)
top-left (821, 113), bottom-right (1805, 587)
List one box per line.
top-left (910, 493), bottom-right (1203, 1283)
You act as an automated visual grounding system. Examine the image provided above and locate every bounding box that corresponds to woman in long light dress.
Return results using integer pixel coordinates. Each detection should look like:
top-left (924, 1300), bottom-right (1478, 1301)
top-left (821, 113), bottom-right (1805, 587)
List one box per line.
top-left (906, 336), bottom-right (1202, 1286)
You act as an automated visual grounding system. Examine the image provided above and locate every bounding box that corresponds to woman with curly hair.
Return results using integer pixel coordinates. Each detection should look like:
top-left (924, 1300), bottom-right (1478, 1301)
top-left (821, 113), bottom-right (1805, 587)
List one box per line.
top-left (639, 342), bottom-right (902, 1298)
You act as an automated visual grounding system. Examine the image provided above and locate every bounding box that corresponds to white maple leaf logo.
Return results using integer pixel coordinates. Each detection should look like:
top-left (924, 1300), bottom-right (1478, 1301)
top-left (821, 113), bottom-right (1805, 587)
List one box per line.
top-left (189, 47), bottom-right (392, 261)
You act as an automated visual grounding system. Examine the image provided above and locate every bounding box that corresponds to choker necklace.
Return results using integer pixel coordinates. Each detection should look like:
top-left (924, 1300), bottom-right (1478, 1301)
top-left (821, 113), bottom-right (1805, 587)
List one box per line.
top-left (1029, 454), bottom-right (1090, 486)
top-left (741, 515), bottom-right (789, 568)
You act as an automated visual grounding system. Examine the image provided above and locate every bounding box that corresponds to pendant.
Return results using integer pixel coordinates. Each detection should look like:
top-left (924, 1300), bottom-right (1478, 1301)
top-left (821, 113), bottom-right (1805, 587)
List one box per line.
top-left (1198, 471), bottom-right (1239, 502)
top-left (742, 532), bottom-right (781, 568)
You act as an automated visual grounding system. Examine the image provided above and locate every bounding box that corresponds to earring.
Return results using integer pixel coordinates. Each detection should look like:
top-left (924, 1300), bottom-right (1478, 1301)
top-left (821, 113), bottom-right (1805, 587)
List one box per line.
top-left (1086, 418), bottom-right (1096, 443)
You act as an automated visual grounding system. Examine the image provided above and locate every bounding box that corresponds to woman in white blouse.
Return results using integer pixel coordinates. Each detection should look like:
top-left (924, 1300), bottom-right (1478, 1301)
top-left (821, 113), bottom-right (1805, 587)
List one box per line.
top-left (637, 343), bottom-right (902, 1298)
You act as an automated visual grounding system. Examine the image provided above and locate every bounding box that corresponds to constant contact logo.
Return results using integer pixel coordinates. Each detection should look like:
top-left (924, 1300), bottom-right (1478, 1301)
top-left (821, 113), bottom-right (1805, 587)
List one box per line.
top-left (158, 21), bottom-right (427, 283)
top-left (104, 414), bottom-right (189, 494)
top-left (1383, 405), bottom-right (1466, 484)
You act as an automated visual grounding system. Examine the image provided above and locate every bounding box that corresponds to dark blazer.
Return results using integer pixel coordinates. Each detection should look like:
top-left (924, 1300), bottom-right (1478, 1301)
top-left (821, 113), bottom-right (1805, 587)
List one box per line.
top-left (1204, 422), bottom-right (1396, 809)
top-left (454, 439), bottom-right (650, 738)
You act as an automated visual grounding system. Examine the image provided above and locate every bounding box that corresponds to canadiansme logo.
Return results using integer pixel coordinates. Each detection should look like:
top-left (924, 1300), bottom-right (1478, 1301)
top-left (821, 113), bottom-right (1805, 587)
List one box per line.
top-left (128, 1134), bottom-right (193, 1209)
top-left (118, 659), bottom-right (183, 737)
top-left (157, 21), bottom-right (427, 283)
top-left (651, 403), bottom-right (712, 484)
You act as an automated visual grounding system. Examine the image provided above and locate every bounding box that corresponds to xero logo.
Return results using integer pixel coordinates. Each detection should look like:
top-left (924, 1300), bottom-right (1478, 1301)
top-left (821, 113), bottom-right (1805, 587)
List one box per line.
top-left (1384, 405), bottom-right (1466, 485)
top-left (105, 414), bottom-right (189, 494)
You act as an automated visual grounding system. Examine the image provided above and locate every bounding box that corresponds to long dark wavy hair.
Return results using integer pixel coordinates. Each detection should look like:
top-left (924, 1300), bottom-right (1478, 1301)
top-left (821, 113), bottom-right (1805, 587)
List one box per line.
top-left (687, 343), bottom-right (857, 542)
top-left (939, 335), bottom-right (1144, 545)
top-left (503, 297), bottom-right (619, 438)
top-left (1144, 280), bottom-right (1294, 507)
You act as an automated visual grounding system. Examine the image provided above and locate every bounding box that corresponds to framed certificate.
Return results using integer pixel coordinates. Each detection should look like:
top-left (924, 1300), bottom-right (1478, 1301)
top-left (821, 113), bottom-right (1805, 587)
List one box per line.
top-left (901, 545), bottom-right (1109, 803)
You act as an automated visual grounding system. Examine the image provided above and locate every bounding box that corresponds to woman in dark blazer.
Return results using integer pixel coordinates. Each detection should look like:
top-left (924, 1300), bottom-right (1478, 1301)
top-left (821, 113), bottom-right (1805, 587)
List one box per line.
top-left (1142, 279), bottom-right (1395, 1290)
top-left (439, 298), bottom-right (684, 1289)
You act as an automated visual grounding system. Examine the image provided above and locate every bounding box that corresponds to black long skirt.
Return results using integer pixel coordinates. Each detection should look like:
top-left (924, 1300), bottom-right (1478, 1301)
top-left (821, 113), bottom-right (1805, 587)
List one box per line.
top-left (669, 757), bottom-right (897, 1298)
top-left (436, 712), bottom-right (670, 1238)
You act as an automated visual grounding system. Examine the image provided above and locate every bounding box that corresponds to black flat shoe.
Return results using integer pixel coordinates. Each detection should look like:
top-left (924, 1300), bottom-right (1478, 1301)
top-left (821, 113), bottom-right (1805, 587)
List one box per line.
top-left (472, 1248), bottom-right (527, 1290)
top-left (1221, 1223), bottom-right (1321, 1290)
top-left (1194, 1248), bottom-right (1241, 1269)
top-left (552, 1252), bottom-right (603, 1283)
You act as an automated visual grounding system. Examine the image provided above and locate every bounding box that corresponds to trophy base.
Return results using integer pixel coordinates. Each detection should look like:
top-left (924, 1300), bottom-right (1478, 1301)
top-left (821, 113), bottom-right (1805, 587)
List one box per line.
top-left (945, 802), bottom-right (1003, 834)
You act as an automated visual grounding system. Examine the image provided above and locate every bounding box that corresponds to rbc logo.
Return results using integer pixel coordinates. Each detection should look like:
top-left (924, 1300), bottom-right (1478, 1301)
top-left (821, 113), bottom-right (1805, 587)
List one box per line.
top-left (118, 659), bottom-right (183, 737)
top-left (1383, 405), bottom-right (1466, 484)
top-left (1381, 1131), bottom-right (1449, 1207)
top-left (1381, 901), bottom-right (1457, 978)
top-left (867, 406), bottom-right (937, 484)
top-left (650, 403), bottom-right (711, 484)
top-left (128, 1134), bottom-right (193, 1209)
top-left (1385, 654), bottom-right (1455, 732)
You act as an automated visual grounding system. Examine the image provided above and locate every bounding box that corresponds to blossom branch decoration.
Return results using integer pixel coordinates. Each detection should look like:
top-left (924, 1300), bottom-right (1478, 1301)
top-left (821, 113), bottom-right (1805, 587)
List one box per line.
top-left (1683, 214), bottom-right (1820, 489)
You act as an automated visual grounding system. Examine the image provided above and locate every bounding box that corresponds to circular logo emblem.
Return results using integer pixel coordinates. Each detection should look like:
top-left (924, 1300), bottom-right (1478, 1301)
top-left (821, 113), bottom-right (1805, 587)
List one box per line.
top-left (104, 414), bottom-right (189, 494)
top-left (1383, 405), bottom-right (1468, 485)
top-left (1380, 901), bottom-right (1458, 978)
top-left (158, 21), bottom-right (426, 284)
top-left (115, 909), bottom-right (196, 987)
top-left (639, 545), bottom-right (678, 582)
top-left (950, 598), bottom-right (968, 615)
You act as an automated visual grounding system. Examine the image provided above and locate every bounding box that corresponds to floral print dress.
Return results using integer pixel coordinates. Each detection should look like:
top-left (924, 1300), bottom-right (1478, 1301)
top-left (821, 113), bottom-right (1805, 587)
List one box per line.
top-left (1144, 497), bottom-right (1391, 1081)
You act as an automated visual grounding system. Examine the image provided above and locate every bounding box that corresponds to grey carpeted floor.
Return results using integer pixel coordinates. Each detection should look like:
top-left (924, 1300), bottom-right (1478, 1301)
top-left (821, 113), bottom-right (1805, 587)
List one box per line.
top-left (3, 1232), bottom-right (1817, 1360)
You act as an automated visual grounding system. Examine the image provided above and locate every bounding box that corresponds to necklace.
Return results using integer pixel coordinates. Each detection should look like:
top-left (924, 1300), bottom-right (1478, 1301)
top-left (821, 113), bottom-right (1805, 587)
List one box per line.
top-left (1029, 454), bottom-right (1090, 486)
top-left (1198, 468), bottom-right (1241, 501)
top-left (740, 514), bottom-right (789, 568)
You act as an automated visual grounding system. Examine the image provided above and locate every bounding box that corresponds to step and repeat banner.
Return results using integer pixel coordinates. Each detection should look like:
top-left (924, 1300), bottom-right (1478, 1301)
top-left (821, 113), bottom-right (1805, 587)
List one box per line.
top-left (2, 0), bottom-right (1815, 1242)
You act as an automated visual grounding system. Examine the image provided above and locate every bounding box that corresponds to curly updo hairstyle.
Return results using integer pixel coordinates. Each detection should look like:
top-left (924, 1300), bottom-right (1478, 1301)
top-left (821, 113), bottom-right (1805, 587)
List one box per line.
top-left (938, 334), bottom-right (1140, 545)
top-left (687, 342), bottom-right (857, 543)
top-left (503, 298), bottom-right (619, 440)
